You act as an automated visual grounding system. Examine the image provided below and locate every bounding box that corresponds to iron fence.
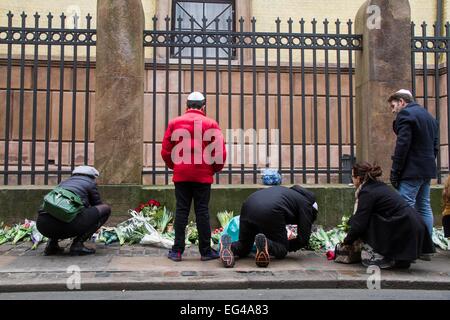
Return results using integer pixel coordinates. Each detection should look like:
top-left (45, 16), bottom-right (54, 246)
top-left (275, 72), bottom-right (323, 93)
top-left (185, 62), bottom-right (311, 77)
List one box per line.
top-left (411, 21), bottom-right (450, 183)
top-left (0, 12), bottom-right (95, 185)
top-left (1, 11), bottom-right (447, 185)
top-left (143, 16), bottom-right (361, 185)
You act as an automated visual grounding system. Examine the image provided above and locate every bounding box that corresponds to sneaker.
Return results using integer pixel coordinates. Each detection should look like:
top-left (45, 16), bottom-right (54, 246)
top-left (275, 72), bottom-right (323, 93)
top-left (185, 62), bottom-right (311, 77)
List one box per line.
top-left (219, 234), bottom-right (235, 268)
top-left (201, 248), bottom-right (220, 261)
top-left (361, 257), bottom-right (395, 269)
top-left (167, 250), bottom-right (182, 262)
top-left (254, 234), bottom-right (270, 268)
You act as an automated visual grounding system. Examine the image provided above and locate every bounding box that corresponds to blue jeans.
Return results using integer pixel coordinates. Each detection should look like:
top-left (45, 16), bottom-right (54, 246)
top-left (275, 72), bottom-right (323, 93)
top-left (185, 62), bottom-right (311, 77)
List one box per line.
top-left (398, 179), bottom-right (434, 236)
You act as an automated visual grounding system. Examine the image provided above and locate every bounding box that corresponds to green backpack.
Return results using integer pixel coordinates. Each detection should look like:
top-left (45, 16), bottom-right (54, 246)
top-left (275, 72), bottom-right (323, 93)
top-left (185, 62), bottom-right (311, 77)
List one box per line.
top-left (42, 187), bottom-right (84, 223)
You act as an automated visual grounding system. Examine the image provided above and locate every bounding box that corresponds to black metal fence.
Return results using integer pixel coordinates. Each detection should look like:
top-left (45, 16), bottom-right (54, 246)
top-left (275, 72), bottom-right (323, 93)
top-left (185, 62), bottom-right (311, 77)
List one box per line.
top-left (411, 21), bottom-right (450, 183)
top-left (1, 11), bottom-right (448, 185)
top-left (0, 12), bottom-right (95, 185)
top-left (143, 16), bottom-right (361, 185)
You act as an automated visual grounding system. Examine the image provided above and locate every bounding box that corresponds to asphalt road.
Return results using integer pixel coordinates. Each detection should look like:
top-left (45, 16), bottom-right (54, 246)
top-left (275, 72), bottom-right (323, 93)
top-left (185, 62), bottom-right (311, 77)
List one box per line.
top-left (1, 289), bottom-right (449, 300)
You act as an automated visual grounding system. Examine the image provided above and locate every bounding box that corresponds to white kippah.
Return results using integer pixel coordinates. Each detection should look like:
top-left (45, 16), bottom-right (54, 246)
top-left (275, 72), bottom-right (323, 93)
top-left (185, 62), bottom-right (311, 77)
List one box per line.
top-left (187, 91), bottom-right (205, 101)
top-left (72, 165), bottom-right (99, 177)
top-left (312, 202), bottom-right (318, 212)
top-left (396, 89), bottom-right (413, 97)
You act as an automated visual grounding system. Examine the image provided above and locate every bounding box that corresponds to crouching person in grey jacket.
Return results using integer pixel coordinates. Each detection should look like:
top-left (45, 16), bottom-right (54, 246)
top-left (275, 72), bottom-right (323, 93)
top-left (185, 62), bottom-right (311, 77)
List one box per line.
top-left (36, 166), bottom-right (111, 256)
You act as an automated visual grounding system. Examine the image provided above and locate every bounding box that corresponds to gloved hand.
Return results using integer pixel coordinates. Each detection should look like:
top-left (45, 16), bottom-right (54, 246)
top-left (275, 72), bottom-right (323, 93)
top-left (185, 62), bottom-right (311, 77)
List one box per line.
top-left (390, 170), bottom-right (400, 189)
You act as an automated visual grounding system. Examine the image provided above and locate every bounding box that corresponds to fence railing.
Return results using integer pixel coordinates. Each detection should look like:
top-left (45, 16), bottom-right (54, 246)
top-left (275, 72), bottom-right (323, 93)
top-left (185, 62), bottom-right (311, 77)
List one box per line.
top-left (411, 21), bottom-right (450, 183)
top-left (1, 12), bottom-right (449, 185)
top-left (143, 16), bottom-right (361, 185)
top-left (0, 12), bottom-right (95, 185)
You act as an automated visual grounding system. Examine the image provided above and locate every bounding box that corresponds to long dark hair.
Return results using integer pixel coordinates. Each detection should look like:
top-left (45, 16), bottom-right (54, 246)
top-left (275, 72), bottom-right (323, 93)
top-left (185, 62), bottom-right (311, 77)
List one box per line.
top-left (352, 162), bottom-right (382, 183)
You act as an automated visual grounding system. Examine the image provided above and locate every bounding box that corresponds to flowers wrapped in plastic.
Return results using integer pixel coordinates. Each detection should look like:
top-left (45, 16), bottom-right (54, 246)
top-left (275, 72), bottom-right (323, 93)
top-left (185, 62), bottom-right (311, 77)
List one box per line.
top-left (261, 168), bottom-right (282, 185)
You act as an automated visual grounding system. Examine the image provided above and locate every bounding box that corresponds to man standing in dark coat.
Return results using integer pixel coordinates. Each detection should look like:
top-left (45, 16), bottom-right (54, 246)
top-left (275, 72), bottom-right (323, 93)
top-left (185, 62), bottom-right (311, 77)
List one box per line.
top-left (389, 89), bottom-right (439, 237)
top-left (219, 185), bottom-right (318, 268)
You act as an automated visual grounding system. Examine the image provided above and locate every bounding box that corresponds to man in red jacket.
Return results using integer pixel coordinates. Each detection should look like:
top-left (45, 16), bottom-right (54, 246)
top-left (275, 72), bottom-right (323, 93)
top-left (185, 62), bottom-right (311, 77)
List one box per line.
top-left (161, 92), bottom-right (226, 262)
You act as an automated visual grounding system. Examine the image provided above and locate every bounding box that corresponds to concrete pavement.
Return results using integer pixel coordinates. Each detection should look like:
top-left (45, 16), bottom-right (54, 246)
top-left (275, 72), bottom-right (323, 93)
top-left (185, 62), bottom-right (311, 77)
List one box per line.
top-left (0, 240), bottom-right (449, 292)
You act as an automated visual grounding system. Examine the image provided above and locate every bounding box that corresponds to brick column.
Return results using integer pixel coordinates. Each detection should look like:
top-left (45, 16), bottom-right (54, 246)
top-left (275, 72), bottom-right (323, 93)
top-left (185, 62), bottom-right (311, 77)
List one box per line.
top-left (95, 0), bottom-right (144, 184)
top-left (355, 0), bottom-right (412, 180)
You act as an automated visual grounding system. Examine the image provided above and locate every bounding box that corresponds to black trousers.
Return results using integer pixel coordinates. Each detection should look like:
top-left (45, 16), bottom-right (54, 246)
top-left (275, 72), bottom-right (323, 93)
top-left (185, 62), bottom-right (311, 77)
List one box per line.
top-left (36, 207), bottom-right (110, 242)
top-left (172, 182), bottom-right (212, 255)
top-left (231, 217), bottom-right (289, 259)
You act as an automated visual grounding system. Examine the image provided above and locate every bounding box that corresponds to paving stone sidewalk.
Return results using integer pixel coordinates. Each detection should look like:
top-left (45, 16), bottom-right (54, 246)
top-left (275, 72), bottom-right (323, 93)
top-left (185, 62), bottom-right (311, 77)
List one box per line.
top-left (0, 241), bottom-right (449, 292)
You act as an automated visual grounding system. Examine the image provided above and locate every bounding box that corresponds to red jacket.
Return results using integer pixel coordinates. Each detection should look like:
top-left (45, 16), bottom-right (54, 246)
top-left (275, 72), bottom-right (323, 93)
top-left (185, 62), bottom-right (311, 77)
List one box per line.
top-left (161, 109), bottom-right (227, 184)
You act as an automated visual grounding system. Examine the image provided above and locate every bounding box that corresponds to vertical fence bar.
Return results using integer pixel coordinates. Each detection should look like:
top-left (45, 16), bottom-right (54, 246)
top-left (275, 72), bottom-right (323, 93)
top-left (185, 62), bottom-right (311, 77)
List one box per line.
top-left (276, 18), bottom-right (282, 179)
top-left (411, 22), bottom-right (416, 97)
top-left (239, 17), bottom-right (245, 183)
top-left (288, 18), bottom-right (294, 183)
top-left (447, 22), bottom-right (450, 175)
top-left (57, 13), bottom-right (66, 183)
top-left (151, 16), bottom-right (157, 185)
top-left (264, 31), bottom-right (269, 174)
top-left (324, 19), bottom-right (331, 183)
top-left (165, 16), bottom-right (170, 185)
top-left (348, 20), bottom-right (355, 173)
top-left (190, 17), bottom-right (195, 92)
top-left (312, 19), bottom-right (318, 183)
top-left (300, 19), bottom-right (306, 183)
top-left (84, 14), bottom-right (92, 166)
top-left (17, 12), bottom-right (27, 185)
top-left (215, 18), bottom-right (220, 184)
top-left (227, 17), bottom-right (232, 184)
top-left (202, 16), bottom-right (207, 95)
top-left (251, 17), bottom-right (257, 184)
top-left (434, 23), bottom-right (442, 183)
top-left (31, 13), bottom-right (40, 184)
top-left (44, 13), bottom-right (53, 185)
top-left (3, 12), bottom-right (13, 185)
top-left (177, 16), bottom-right (182, 116)
top-left (422, 22), bottom-right (429, 109)
top-left (71, 17), bottom-right (79, 174)
top-left (336, 19), bottom-right (343, 183)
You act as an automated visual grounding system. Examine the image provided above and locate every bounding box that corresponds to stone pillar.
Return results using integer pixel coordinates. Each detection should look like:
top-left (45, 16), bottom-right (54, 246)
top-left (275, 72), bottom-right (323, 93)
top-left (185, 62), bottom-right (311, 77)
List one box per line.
top-left (355, 0), bottom-right (412, 181)
top-left (95, 0), bottom-right (144, 184)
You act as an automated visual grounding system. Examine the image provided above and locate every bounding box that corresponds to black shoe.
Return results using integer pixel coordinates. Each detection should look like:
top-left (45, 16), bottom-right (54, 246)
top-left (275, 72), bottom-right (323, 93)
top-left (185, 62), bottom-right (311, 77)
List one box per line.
top-left (419, 254), bottom-right (433, 261)
top-left (70, 241), bottom-right (96, 256)
top-left (44, 239), bottom-right (64, 256)
top-left (394, 260), bottom-right (411, 269)
top-left (255, 234), bottom-right (270, 268)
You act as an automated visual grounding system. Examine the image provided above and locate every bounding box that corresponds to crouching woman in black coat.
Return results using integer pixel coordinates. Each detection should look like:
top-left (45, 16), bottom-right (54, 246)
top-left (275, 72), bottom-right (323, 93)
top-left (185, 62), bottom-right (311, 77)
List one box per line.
top-left (37, 166), bottom-right (111, 256)
top-left (342, 162), bottom-right (434, 269)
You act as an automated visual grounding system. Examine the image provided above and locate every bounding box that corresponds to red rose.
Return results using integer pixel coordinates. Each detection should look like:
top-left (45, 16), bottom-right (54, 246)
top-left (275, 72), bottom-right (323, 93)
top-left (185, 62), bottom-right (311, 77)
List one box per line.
top-left (135, 203), bottom-right (146, 212)
top-left (326, 250), bottom-right (335, 261)
top-left (147, 199), bottom-right (160, 207)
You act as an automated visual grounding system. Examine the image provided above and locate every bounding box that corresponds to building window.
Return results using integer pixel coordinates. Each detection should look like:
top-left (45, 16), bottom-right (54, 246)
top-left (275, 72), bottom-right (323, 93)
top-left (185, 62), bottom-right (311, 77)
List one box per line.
top-left (171, 0), bottom-right (235, 59)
